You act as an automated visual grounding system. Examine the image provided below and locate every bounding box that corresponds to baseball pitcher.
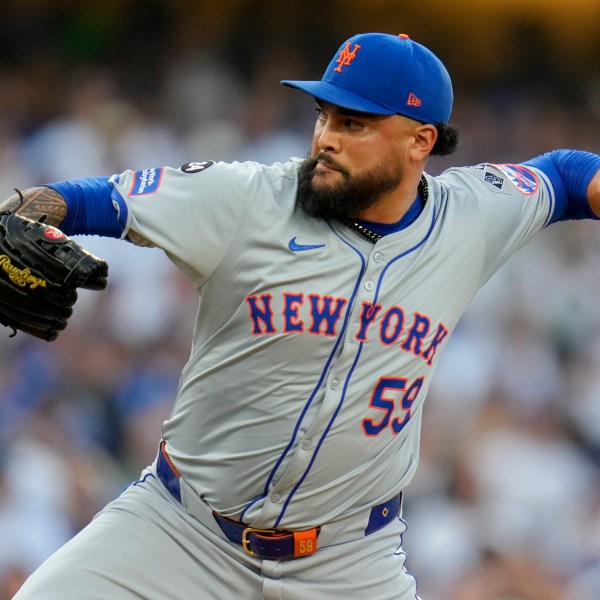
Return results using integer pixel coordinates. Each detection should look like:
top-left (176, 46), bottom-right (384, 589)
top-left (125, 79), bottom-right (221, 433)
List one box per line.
top-left (6, 32), bottom-right (600, 599)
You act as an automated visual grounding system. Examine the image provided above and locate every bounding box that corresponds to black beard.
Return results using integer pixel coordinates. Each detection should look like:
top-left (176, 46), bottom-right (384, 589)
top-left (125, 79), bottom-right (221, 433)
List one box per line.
top-left (295, 153), bottom-right (403, 221)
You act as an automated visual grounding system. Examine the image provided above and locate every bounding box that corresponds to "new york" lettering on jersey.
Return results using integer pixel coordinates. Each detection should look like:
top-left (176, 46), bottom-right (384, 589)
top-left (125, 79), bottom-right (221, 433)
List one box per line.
top-left (245, 292), bottom-right (449, 366)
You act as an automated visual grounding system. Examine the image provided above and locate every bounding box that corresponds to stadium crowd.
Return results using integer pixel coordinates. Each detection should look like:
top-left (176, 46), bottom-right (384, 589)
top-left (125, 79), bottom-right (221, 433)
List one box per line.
top-left (1, 6), bottom-right (600, 599)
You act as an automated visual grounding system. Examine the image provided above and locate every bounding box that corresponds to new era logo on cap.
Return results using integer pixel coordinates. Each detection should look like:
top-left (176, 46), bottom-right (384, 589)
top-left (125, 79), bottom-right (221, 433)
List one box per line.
top-left (407, 93), bottom-right (422, 107)
top-left (281, 32), bottom-right (453, 125)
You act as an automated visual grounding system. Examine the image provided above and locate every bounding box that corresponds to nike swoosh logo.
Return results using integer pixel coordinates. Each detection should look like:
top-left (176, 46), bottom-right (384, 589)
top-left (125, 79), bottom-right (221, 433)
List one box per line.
top-left (288, 237), bottom-right (326, 252)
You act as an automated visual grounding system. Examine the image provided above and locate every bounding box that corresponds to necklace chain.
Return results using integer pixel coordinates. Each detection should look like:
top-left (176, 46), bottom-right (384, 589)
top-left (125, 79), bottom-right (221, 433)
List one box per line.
top-left (342, 175), bottom-right (429, 244)
top-left (341, 220), bottom-right (383, 244)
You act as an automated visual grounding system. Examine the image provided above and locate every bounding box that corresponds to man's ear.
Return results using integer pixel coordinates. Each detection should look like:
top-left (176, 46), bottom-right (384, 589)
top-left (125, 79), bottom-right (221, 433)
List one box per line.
top-left (410, 124), bottom-right (438, 160)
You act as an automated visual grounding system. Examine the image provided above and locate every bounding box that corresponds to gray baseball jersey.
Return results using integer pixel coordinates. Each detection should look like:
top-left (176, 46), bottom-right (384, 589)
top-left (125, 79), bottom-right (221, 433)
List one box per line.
top-left (13, 158), bottom-right (558, 600)
top-left (108, 157), bottom-right (554, 531)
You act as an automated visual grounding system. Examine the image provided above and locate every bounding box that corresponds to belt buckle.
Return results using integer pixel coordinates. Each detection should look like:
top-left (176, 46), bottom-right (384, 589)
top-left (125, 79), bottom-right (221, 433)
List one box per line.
top-left (241, 526), bottom-right (277, 557)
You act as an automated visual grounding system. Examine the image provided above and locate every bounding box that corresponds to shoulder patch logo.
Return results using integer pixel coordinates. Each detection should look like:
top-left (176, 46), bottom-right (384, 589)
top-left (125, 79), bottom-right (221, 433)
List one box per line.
top-left (484, 171), bottom-right (504, 189)
top-left (181, 161), bottom-right (214, 174)
top-left (130, 168), bottom-right (164, 196)
top-left (494, 164), bottom-right (538, 195)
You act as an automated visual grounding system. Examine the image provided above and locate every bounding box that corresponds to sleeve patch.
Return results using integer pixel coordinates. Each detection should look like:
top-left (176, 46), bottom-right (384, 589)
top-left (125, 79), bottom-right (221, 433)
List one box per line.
top-left (129, 168), bottom-right (164, 196)
top-left (181, 161), bottom-right (214, 174)
top-left (494, 164), bottom-right (539, 195)
top-left (484, 171), bottom-right (504, 189)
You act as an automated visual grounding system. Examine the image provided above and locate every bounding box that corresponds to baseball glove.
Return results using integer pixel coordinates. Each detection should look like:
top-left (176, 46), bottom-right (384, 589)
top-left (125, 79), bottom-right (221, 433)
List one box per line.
top-left (0, 206), bottom-right (108, 341)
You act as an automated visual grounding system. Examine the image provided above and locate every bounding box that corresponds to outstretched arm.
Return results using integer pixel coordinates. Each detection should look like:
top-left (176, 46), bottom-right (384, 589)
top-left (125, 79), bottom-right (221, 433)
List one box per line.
top-left (1, 187), bottom-right (68, 226)
top-left (524, 150), bottom-right (600, 222)
top-left (1, 178), bottom-right (124, 238)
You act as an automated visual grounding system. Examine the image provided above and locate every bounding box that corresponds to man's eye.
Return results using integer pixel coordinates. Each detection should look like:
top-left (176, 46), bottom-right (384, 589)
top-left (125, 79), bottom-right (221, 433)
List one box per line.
top-left (345, 118), bottom-right (363, 130)
top-left (315, 108), bottom-right (326, 121)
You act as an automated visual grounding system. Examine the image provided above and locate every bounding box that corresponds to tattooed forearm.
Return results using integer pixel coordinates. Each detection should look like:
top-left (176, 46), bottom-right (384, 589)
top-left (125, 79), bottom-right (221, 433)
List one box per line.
top-left (0, 186), bottom-right (67, 227)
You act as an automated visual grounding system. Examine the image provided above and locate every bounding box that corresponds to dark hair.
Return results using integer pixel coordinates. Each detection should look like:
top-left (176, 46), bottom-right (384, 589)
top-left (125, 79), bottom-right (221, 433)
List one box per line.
top-left (431, 122), bottom-right (461, 156)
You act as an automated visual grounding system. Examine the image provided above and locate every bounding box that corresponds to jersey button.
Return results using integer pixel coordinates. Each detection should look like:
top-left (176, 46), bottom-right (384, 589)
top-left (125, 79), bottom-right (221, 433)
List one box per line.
top-left (270, 493), bottom-right (281, 503)
top-left (301, 438), bottom-right (313, 450)
top-left (373, 253), bottom-right (383, 263)
top-left (330, 379), bottom-right (339, 390)
top-left (365, 280), bottom-right (374, 291)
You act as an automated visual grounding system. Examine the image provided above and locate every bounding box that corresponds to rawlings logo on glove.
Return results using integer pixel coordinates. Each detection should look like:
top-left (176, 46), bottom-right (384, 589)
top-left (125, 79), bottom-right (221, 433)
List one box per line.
top-left (0, 208), bottom-right (108, 341)
top-left (0, 255), bottom-right (48, 288)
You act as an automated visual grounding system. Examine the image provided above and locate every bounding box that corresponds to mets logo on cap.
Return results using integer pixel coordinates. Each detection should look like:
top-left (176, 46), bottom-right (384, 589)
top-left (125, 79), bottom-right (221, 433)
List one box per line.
top-left (334, 42), bottom-right (361, 72)
top-left (495, 164), bottom-right (539, 195)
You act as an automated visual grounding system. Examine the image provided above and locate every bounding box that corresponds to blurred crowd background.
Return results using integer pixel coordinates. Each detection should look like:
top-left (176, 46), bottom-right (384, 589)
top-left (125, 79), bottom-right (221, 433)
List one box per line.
top-left (1, 1), bottom-right (600, 599)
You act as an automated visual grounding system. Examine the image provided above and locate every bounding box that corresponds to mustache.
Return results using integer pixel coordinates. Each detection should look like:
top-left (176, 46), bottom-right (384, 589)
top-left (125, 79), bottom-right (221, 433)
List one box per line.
top-left (311, 152), bottom-right (349, 176)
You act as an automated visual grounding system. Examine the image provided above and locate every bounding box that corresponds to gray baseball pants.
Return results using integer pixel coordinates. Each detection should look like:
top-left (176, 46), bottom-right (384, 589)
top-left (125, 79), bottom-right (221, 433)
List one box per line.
top-left (13, 462), bottom-right (419, 599)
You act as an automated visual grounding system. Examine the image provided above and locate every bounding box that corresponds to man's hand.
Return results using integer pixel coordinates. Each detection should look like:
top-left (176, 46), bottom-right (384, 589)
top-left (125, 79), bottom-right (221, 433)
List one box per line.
top-left (0, 198), bottom-right (108, 341)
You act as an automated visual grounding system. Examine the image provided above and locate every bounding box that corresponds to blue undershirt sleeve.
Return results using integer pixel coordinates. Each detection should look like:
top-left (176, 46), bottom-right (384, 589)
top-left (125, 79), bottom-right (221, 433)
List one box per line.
top-left (523, 150), bottom-right (600, 223)
top-left (44, 177), bottom-right (128, 238)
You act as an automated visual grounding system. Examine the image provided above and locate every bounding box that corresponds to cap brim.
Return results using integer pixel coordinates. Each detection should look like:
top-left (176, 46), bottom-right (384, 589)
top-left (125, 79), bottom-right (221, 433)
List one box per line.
top-left (280, 80), bottom-right (396, 115)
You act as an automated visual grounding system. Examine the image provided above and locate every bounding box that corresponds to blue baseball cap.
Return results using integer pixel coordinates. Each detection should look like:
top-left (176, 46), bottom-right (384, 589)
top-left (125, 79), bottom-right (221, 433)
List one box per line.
top-left (281, 33), bottom-right (453, 125)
